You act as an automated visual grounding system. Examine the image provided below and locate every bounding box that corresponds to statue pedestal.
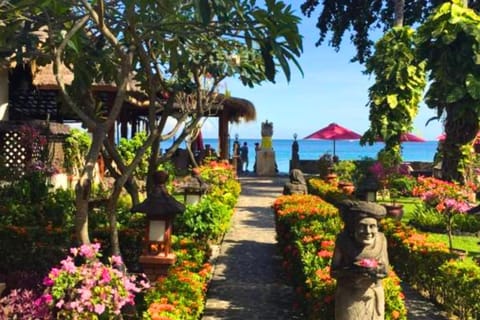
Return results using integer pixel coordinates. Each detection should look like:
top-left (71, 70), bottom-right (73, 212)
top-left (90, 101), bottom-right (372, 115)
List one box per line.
top-left (256, 150), bottom-right (276, 176)
top-left (139, 254), bottom-right (176, 281)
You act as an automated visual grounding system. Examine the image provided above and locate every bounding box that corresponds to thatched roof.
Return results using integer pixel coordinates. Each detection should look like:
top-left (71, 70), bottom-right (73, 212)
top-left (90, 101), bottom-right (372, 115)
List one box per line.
top-left (30, 64), bottom-right (256, 122)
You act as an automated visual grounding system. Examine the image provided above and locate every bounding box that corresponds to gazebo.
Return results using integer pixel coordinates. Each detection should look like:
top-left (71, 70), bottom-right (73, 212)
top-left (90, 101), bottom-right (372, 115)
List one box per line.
top-left (1, 63), bottom-right (256, 162)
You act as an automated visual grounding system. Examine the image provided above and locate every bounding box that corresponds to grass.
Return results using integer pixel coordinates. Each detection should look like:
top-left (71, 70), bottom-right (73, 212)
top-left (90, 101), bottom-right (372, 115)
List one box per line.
top-left (428, 233), bottom-right (480, 257)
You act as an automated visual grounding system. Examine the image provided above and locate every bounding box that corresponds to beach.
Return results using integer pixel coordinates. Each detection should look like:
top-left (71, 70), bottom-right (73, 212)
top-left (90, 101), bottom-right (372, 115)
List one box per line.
top-left (203, 138), bottom-right (439, 174)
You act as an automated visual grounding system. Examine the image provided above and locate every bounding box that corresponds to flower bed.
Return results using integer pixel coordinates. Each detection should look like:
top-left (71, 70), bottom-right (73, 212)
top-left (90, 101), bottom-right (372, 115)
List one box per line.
top-left (273, 194), bottom-right (407, 320)
top-left (309, 174), bottom-right (480, 319)
top-left (383, 219), bottom-right (480, 319)
top-left (0, 160), bottom-right (240, 320)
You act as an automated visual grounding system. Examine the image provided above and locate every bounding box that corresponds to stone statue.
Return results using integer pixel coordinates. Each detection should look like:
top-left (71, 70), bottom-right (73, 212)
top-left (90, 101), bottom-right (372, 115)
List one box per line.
top-left (283, 169), bottom-right (307, 195)
top-left (261, 120), bottom-right (273, 149)
top-left (331, 200), bottom-right (388, 320)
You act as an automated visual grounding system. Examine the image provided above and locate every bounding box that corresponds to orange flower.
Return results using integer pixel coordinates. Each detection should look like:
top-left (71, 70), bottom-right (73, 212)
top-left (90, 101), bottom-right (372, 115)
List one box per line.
top-left (391, 310), bottom-right (400, 319)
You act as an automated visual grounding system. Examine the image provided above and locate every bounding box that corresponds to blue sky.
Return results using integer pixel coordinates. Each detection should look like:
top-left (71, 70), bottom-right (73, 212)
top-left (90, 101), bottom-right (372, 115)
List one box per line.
top-left (201, 2), bottom-right (443, 141)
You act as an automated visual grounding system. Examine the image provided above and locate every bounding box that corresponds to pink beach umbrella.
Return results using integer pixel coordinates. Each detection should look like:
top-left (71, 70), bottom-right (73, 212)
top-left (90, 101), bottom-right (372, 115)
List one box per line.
top-left (303, 122), bottom-right (362, 157)
top-left (376, 132), bottom-right (426, 142)
top-left (438, 132), bottom-right (480, 144)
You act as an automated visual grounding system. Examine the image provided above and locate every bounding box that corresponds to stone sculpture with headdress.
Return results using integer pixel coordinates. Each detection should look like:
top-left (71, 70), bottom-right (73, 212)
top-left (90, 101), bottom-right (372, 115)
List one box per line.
top-left (330, 200), bottom-right (389, 320)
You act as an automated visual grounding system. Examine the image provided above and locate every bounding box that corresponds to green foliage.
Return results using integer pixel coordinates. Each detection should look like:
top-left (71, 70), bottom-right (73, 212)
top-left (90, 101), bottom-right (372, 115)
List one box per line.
top-left (438, 259), bottom-right (480, 319)
top-left (63, 129), bottom-right (91, 175)
top-left (333, 160), bottom-right (356, 182)
top-left (389, 175), bottom-right (417, 196)
top-left (362, 26), bottom-right (426, 164)
top-left (175, 196), bottom-right (231, 242)
top-left (299, 0), bottom-right (459, 64)
top-left (118, 132), bottom-right (150, 180)
top-left (416, 0), bottom-right (480, 181)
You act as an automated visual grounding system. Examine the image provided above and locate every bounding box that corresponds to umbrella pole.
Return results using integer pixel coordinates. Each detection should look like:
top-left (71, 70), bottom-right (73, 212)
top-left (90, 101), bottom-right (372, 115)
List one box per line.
top-left (333, 140), bottom-right (336, 158)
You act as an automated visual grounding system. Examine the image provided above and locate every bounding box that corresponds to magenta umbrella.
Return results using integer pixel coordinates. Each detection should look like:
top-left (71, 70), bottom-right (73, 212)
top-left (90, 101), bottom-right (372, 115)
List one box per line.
top-left (303, 122), bottom-right (362, 157)
top-left (376, 132), bottom-right (426, 142)
top-left (438, 132), bottom-right (480, 144)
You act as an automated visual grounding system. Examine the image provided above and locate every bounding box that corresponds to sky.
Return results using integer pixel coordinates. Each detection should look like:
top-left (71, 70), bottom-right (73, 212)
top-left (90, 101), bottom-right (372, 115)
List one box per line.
top-left (200, 2), bottom-right (443, 141)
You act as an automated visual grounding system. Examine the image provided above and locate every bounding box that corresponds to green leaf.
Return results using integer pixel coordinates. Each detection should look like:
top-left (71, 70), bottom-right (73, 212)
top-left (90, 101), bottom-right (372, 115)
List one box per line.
top-left (465, 73), bottom-right (480, 100)
top-left (387, 94), bottom-right (398, 109)
top-left (446, 86), bottom-right (466, 103)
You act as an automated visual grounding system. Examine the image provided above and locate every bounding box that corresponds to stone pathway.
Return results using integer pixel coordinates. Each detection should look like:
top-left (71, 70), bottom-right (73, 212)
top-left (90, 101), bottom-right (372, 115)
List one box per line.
top-left (202, 175), bottom-right (450, 320)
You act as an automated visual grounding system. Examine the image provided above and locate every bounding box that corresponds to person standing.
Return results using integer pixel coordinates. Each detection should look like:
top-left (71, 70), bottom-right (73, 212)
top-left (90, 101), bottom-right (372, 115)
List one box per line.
top-left (240, 142), bottom-right (249, 172)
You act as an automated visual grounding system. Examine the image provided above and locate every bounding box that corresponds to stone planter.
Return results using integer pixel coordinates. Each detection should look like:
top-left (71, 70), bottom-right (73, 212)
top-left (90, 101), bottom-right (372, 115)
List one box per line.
top-left (338, 182), bottom-right (355, 195)
top-left (325, 173), bottom-right (338, 187)
top-left (383, 203), bottom-right (404, 221)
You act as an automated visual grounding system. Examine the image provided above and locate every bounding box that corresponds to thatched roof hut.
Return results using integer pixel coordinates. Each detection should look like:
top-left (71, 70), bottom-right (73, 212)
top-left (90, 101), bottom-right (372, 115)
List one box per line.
top-left (8, 63), bottom-right (256, 159)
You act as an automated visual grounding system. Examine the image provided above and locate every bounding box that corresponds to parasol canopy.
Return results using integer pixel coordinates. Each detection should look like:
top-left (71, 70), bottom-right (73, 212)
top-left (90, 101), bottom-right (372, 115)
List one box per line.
top-left (437, 132), bottom-right (480, 144)
top-left (376, 132), bottom-right (426, 142)
top-left (303, 122), bottom-right (362, 157)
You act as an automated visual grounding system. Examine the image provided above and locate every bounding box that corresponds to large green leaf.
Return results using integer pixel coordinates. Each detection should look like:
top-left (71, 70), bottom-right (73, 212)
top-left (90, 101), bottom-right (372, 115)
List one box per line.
top-left (465, 73), bottom-right (480, 100)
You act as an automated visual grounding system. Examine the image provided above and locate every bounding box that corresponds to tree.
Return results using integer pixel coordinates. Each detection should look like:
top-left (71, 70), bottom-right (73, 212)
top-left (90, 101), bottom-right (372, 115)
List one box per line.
top-left (361, 26), bottom-right (426, 167)
top-left (361, 0), bottom-right (426, 166)
top-left (300, 0), bottom-right (480, 63)
top-left (416, 0), bottom-right (480, 182)
top-left (0, 0), bottom-right (303, 253)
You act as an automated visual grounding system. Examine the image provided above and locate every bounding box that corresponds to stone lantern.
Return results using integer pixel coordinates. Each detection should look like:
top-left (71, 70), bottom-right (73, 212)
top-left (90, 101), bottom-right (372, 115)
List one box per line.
top-left (182, 172), bottom-right (209, 205)
top-left (131, 170), bottom-right (185, 279)
top-left (356, 176), bottom-right (379, 202)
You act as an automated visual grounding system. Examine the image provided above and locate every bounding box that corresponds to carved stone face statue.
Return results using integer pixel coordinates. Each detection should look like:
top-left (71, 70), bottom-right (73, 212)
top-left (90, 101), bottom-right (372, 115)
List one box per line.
top-left (353, 217), bottom-right (378, 247)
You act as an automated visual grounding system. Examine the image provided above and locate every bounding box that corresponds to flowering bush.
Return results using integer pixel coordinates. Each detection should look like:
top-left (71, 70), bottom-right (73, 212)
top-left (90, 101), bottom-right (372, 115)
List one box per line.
top-left (42, 243), bottom-right (149, 319)
top-left (0, 289), bottom-right (52, 319)
top-left (382, 219), bottom-right (480, 319)
top-left (413, 176), bottom-right (474, 249)
top-left (196, 160), bottom-right (240, 206)
top-left (143, 236), bottom-right (212, 320)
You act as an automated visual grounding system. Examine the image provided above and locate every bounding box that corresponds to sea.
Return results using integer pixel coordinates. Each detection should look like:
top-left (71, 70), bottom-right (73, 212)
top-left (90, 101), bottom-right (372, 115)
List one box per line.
top-left (202, 138), bottom-right (439, 174)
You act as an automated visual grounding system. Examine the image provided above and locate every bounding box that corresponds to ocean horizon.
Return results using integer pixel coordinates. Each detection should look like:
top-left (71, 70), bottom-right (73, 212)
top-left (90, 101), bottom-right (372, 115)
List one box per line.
top-left (201, 138), bottom-right (439, 174)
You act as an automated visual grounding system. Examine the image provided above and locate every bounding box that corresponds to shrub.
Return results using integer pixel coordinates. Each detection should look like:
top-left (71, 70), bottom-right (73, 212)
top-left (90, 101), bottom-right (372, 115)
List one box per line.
top-left (175, 195), bottom-right (232, 242)
top-left (42, 243), bottom-right (149, 319)
top-left (0, 289), bottom-right (52, 319)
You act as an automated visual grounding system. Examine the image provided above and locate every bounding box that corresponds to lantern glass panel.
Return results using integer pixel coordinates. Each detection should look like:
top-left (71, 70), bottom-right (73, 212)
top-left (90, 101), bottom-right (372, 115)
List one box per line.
top-left (366, 191), bottom-right (377, 202)
top-left (149, 220), bottom-right (166, 241)
top-left (185, 193), bottom-right (201, 205)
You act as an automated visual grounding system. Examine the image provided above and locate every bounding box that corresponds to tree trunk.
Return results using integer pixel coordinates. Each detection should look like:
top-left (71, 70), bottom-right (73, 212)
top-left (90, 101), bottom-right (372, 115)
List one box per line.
top-left (75, 177), bottom-right (91, 245)
top-left (394, 0), bottom-right (405, 27)
top-left (75, 127), bottom-right (106, 244)
top-left (108, 180), bottom-right (123, 257)
top-left (442, 103), bottom-right (479, 182)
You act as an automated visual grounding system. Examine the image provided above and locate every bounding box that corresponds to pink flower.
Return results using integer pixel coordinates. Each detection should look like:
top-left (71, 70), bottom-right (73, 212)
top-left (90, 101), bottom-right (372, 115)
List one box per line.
top-left (94, 304), bottom-right (106, 314)
top-left (357, 258), bottom-right (379, 268)
top-left (101, 268), bottom-right (111, 283)
top-left (111, 255), bottom-right (123, 266)
top-left (61, 257), bottom-right (76, 273)
top-left (43, 276), bottom-right (54, 286)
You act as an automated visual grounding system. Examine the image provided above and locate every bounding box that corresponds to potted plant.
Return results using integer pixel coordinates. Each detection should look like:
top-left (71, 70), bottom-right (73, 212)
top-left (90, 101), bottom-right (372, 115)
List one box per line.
top-left (383, 187), bottom-right (404, 220)
top-left (334, 160), bottom-right (356, 194)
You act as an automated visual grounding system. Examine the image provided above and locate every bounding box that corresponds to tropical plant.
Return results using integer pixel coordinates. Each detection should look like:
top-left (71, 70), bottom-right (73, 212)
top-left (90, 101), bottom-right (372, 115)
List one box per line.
top-left (361, 26), bottom-right (426, 165)
top-left (416, 0), bottom-right (480, 182)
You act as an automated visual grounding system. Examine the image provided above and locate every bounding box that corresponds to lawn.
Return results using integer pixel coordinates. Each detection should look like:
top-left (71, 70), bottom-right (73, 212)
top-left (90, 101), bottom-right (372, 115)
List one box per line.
top-left (380, 197), bottom-right (480, 257)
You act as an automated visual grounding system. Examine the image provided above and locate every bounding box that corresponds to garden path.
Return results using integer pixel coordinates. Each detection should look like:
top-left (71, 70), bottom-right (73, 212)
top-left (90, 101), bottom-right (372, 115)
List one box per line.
top-left (202, 175), bottom-right (449, 320)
